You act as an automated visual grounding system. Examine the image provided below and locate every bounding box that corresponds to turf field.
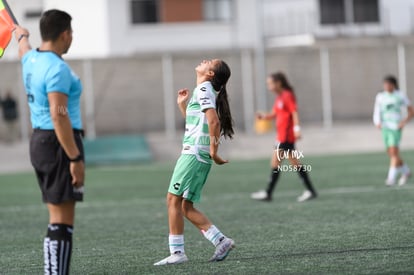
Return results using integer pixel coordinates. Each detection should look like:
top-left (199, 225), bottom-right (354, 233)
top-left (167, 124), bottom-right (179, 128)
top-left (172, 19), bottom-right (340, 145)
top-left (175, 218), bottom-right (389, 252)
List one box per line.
top-left (1, 151), bottom-right (414, 274)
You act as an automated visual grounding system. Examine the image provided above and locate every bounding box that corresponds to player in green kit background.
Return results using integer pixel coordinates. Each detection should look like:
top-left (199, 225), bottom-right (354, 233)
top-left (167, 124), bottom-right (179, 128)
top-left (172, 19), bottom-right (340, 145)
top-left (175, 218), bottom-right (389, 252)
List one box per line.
top-left (373, 75), bottom-right (414, 186)
top-left (154, 59), bottom-right (235, 266)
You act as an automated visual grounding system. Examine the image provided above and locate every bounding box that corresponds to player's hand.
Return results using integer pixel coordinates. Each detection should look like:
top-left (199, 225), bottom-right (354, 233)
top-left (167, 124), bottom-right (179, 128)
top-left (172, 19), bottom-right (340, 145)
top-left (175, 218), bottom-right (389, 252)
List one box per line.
top-left (398, 121), bottom-right (406, 129)
top-left (177, 89), bottom-right (190, 105)
top-left (211, 153), bottom-right (229, 165)
top-left (14, 25), bottom-right (30, 41)
top-left (375, 124), bottom-right (382, 129)
top-left (70, 161), bottom-right (85, 188)
top-left (256, 112), bottom-right (265, 120)
top-left (294, 130), bottom-right (302, 140)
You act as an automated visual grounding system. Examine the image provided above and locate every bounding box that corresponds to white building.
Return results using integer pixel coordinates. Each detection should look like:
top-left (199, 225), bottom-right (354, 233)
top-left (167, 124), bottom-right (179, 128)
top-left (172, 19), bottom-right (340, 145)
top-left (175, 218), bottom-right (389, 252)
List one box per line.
top-left (4, 0), bottom-right (414, 60)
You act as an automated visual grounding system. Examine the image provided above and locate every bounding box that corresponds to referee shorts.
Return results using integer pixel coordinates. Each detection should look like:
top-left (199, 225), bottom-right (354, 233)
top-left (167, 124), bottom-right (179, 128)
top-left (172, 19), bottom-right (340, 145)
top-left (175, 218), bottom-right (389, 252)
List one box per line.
top-left (30, 129), bottom-right (84, 204)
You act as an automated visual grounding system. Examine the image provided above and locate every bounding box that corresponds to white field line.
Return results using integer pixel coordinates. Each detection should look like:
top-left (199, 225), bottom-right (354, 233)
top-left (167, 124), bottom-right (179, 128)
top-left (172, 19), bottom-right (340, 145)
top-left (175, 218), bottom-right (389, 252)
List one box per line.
top-left (0, 185), bottom-right (413, 214)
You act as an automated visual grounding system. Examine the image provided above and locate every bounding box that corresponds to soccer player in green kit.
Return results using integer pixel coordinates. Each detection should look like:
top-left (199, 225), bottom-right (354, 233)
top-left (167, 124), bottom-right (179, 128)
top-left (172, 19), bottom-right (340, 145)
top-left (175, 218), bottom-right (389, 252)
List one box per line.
top-left (154, 59), bottom-right (235, 266)
top-left (373, 75), bottom-right (414, 186)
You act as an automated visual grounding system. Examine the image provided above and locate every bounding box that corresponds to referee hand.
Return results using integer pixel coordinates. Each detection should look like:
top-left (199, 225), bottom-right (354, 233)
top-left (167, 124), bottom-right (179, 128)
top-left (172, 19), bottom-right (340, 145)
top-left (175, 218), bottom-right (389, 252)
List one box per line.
top-left (70, 161), bottom-right (85, 187)
top-left (14, 25), bottom-right (30, 41)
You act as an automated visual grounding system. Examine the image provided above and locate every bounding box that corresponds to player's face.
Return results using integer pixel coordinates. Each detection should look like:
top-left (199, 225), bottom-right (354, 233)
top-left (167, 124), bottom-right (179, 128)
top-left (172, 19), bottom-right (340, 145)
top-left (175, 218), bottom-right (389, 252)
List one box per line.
top-left (195, 59), bottom-right (219, 77)
top-left (267, 77), bottom-right (278, 94)
top-left (383, 81), bottom-right (394, 92)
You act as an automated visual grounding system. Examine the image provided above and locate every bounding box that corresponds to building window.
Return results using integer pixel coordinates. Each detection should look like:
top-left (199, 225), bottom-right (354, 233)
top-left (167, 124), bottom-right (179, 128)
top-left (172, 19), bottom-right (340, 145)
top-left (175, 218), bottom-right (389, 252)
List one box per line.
top-left (203, 0), bottom-right (232, 22)
top-left (319, 0), bottom-right (379, 25)
top-left (353, 0), bottom-right (379, 23)
top-left (320, 0), bottom-right (346, 24)
top-left (131, 0), bottom-right (159, 24)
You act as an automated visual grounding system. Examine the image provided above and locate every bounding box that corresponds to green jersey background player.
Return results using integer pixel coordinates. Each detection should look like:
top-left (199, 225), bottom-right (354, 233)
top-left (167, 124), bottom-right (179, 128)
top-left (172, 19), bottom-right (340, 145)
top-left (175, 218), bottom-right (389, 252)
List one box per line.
top-left (373, 75), bottom-right (414, 186)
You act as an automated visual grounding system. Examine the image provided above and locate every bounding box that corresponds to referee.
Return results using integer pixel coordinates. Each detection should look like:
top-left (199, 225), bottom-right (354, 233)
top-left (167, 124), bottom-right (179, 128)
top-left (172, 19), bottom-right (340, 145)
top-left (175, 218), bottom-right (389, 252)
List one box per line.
top-left (15, 10), bottom-right (84, 275)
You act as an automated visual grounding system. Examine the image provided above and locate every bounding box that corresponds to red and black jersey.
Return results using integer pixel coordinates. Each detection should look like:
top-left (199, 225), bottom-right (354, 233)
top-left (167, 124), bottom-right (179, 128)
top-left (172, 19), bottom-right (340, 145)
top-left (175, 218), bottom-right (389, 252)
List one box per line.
top-left (272, 90), bottom-right (297, 143)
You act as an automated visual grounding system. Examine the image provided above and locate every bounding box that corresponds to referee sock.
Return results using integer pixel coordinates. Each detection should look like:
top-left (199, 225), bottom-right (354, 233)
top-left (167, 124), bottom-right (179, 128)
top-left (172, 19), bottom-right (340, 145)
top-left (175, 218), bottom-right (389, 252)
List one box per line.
top-left (202, 225), bottom-right (225, 247)
top-left (44, 224), bottom-right (73, 275)
top-left (298, 168), bottom-right (317, 195)
top-left (169, 234), bottom-right (185, 255)
top-left (266, 168), bottom-right (280, 198)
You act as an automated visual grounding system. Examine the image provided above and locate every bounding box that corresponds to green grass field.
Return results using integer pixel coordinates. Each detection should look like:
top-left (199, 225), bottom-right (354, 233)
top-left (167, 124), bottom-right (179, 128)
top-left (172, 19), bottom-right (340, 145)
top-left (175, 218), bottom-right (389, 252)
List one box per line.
top-left (1, 151), bottom-right (414, 274)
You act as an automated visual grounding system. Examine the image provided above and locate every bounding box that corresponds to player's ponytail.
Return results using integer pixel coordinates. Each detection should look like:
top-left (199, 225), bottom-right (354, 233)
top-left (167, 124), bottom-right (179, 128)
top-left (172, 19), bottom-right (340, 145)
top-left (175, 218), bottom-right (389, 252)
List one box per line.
top-left (271, 72), bottom-right (296, 100)
top-left (211, 60), bottom-right (234, 139)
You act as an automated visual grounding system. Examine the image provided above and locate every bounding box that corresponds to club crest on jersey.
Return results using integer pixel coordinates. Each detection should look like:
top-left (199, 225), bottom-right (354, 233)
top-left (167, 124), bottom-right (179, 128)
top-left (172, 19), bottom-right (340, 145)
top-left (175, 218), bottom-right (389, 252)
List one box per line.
top-left (277, 101), bottom-right (284, 109)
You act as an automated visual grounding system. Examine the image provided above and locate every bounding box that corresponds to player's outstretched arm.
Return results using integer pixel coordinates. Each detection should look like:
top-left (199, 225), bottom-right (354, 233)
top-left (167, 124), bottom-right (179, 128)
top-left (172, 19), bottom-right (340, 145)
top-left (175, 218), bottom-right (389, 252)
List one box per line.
top-left (14, 25), bottom-right (32, 59)
top-left (256, 110), bottom-right (276, 120)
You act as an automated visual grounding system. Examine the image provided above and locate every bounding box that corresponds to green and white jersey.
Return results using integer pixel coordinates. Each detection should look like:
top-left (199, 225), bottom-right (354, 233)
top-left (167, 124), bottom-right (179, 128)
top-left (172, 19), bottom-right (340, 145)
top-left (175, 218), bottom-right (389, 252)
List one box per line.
top-left (373, 90), bottom-right (411, 130)
top-left (182, 81), bottom-right (217, 163)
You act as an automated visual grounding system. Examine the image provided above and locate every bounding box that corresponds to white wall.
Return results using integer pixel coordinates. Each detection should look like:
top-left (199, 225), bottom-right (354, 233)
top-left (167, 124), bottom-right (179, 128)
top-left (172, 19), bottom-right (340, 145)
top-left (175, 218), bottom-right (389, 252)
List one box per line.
top-left (382, 0), bottom-right (414, 35)
top-left (43, 0), bottom-right (111, 58)
top-left (263, 0), bottom-right (317, 37)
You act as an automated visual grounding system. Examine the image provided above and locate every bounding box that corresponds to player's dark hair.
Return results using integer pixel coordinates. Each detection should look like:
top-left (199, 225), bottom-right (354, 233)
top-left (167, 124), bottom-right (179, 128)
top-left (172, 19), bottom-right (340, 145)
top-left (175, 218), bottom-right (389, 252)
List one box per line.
top-left (270, 72), bottom-right (295, 99)
top-left (384, 75), bottom-right (399, 90)
top-left (211, 60), bottom-right (234, 139)
top-left (40, 10), bottom-right (72, 42)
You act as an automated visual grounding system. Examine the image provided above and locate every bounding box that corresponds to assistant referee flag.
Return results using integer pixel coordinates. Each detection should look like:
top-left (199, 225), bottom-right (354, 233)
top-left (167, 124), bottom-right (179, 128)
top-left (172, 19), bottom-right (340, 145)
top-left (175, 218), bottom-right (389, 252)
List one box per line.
top-left (0, 0), bottom-right (17, 58)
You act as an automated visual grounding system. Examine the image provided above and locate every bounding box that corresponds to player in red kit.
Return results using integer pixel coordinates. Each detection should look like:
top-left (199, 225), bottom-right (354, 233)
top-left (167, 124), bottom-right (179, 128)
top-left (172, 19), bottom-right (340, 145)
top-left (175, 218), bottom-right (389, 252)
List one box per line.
top-left (251, 72), bottom-right (317, 202)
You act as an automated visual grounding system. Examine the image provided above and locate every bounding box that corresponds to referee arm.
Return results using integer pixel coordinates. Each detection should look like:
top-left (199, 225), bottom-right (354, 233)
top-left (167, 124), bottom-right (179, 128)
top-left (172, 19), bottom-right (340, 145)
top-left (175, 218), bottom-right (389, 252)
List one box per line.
top-left (14, 25), bottom-right (32, 59)
top-left (49, 92), bottom-right (85, 186)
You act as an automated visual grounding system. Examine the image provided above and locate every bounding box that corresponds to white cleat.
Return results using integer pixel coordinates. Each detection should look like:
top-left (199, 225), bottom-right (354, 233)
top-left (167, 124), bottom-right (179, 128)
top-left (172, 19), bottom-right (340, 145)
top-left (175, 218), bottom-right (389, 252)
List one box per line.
top-left (398, 173), bottom-right (411, 186)
top-left (154, 253), bottom-right (188, 266)
top-left (297, 190), bottom-right (317, 202)
top-left (385, 179), bottom-right (396, 186)
top-left (209, 238), bottom-right (235, 262)
top-left (250, 190), bottom-right (271, 201)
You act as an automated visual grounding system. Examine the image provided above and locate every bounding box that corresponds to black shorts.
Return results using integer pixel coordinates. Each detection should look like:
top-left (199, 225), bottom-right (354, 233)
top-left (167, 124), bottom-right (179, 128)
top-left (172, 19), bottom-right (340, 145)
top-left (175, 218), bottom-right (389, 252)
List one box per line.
top-left (275, 141), bottom-right (295, 151)
top-left (30, 129), bottom-right (84, 204)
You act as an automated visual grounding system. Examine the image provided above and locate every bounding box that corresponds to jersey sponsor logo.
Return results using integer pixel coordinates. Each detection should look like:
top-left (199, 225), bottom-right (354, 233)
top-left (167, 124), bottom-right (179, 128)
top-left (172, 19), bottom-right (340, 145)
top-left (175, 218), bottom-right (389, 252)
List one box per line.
top-left (173, 183), bottom-right (181, 190)
top-left (200, 87), bottom-right (207, 92)
top-left (200, 97), bottom-right (212, 106)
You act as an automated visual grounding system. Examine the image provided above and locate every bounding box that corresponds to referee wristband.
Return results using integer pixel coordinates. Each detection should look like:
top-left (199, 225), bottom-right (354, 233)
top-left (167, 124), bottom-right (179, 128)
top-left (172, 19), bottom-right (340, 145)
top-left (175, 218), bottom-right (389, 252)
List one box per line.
top-left (18, 34), bottom-right (29, 43)
top-left (293, 125), bottom-right (301, 132)
top-left (69, 154), bottom-right (83, 162)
